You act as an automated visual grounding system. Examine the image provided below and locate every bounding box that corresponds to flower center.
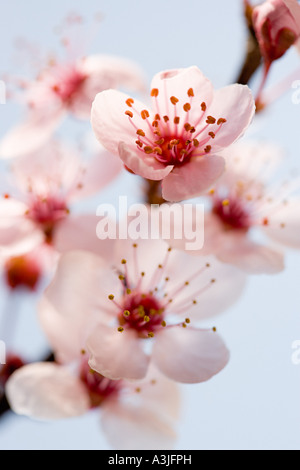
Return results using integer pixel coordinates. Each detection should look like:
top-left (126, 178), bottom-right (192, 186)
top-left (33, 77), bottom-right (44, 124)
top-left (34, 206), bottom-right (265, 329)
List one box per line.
top-left (213, 197), bottom-right (251, 231)
top-left (51, 66), bottom-right (87, 103)
top-left (119, 292), bottom-right (165, 338)
top-left (125, 88), bottom-right (227, 167)
top-left (27, 197), bottom-right (69, 243)
top-left (80, 360), bottom-right (121, 408)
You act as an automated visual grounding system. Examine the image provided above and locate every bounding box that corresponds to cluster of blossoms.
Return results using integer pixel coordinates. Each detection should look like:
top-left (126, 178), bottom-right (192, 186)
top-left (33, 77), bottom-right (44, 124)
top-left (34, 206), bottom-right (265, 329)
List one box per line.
top-left (0, 1), bottom-right (300, 450)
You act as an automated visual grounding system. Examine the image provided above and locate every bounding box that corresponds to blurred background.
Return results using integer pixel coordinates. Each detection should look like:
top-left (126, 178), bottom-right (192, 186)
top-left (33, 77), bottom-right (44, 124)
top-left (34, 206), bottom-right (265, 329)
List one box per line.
top-left (0, 0), bottom-right (299, 450)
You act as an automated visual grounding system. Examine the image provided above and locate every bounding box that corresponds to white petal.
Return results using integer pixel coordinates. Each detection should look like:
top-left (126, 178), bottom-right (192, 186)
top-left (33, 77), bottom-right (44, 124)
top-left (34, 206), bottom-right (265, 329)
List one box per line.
top-left (152, 325), bottom-right (229, 384)
top-left (6, 363), bottom-right (90, 420)
top-left (87, 323), bottom-right (150, 380)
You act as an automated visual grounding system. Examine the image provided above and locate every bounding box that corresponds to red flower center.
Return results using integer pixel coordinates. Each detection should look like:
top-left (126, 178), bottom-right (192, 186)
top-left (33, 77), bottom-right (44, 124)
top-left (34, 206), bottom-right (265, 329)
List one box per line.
top-left (51, 66), bottom-right (87, 104)
top-left (124, 88), bottom-right (227, 167)
top-left (27, 197), bottom-right (69, 243)
top-left (213, 197), bottom-right (251, 231)
top-left (80, 360), bottom-right (121, 408)
top-left (119, 292), bottom-right (165, 338)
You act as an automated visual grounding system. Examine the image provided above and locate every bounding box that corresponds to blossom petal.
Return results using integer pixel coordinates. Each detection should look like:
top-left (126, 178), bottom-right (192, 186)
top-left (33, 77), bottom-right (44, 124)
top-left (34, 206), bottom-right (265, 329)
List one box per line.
top-left (0, 109), bottom-right (65, 159)
top-left (284, 0), bottom-right (300, 28)
top-left (207, 84), bottom-right (255, 150)
top-left (6, 363), bottom-right (90, 420)
top-left (45, 250), bottom-right (120, 321)
top-left (54, 215), bottom-right (115, 259)
top-left (101, 397), bottom-right (177, 450)
top-left (118, 142), bottom-right (174, 181)
top-left (87, 323), bottom-right (150, 380)
top-left (217, 237), bottom-right (285, 274)
top-left (150, 66), bottom-right (214, 124)
top-left (152, 325), bottom-right (229, 384)
top-left (67, 149), bottom-right (123, 202)
top-left (263, 199), bottom-right (300, 249)
top-left (38, 297), bottom-right (90, 363)
top-left (91, 89), bottom-right (149, 155)
top-left (162, 155), bottom-right (225, 202)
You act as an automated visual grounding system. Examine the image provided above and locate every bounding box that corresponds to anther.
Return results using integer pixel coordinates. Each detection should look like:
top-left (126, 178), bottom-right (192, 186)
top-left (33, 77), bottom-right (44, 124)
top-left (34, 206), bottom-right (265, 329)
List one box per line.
top-left (124, 310), bottom-right (130, 317)
top-left (161, 321), bottom-right (167, 327)
top-left (163, 115), bottom-right (169, 122)
top-left (144, 146), bottom-right (154, 154)
top-left (170, 96), bottom-right (179, 105)
top-left (185, 318), bottom-right (191, 324)
top-left (201, 102), bottom-right (207, 112)
top-left (193, 139), bottom-right (200, 147)
top-left (126, 98), bottom-right (134, 107)
top-left (183, 103), bottom-right (191, 112)
top-left (136, 129), bottom-right (145, 137)
top-left (151, 88), bottom-right (159, 97)
top-left (144, 315), bottom-right (150, 323)
top-left (206, 116), bottom-right (216, 125)
top-left (118, 327), bottom-right (124, 333)
top-left (174, 116), bottom-right (180, 125)
top-left (141, 109), bottom-right (150, 120)
top-left (108, 295), bottom-right (115, 300)
top-left (155, 138), bottom-right (164, 145)
top-left (212, 327), bottom-right (217, 332)
top-left (121, 259), bottom-right (127, 265)
top-left (222, 199), bottom-right (230, 206)
top-left (125, 110), bottom-right (133, 118)
top-left (184, 123), bottom-right (191, 132)
top-left (136, 140), bottom-right (143, 147)
top-left (217, 118), bottom-right (227, 125)
top-left (204, 145), bottom-right (212, 153)
top-left (155, 114), bottom-right (161, 120)
top-left (187, 88), bottom-right (194, 97)
top-left (208, 132), bottom-right (216, 139)
top-left (148, 332), bottom-right (154, 338)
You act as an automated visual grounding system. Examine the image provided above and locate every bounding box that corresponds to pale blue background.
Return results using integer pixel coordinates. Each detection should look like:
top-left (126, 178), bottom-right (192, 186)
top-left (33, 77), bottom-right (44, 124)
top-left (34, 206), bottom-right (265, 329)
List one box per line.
top-left (0, 0), bottom-right (299, 450)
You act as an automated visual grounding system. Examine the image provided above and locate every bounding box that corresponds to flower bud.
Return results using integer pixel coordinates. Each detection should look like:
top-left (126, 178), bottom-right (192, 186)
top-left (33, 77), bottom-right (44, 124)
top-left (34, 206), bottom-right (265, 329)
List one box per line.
top-left (253, 0), bottom-right (300, 64)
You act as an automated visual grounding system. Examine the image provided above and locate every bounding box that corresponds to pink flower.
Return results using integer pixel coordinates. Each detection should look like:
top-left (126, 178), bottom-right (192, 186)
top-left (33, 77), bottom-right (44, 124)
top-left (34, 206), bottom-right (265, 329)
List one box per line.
top-left (178, 141), bottom-right (299, 274)
top-left (0, 55), bottom-right (146, 159)
top-left (91, 66), bottom-right (255, 202)
top-left (253, 0), bottom-right (300, 65)
top-left (5, 359), bottom-right (180, 450)
top-left (42, 240), bottom-right (247, 383)
top-left (0, 139), bottom-right (122, 250)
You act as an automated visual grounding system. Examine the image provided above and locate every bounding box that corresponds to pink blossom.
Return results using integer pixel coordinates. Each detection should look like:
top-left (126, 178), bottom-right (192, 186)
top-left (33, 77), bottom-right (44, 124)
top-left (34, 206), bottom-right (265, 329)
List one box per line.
top-left (91, 66), bottom-right (255, 202)
top-left (253, 0), bottom-right (300, 65)
top-left (0, 55), bottom-right (146, 159)
top-left (5, 359), bottom-right (180, 450)
top-left (175, 141), bottom-right (300, 274)
top-left (42, 240), bottom-right (247, 383)
top-left (0, 139), bottom-right (122, 251)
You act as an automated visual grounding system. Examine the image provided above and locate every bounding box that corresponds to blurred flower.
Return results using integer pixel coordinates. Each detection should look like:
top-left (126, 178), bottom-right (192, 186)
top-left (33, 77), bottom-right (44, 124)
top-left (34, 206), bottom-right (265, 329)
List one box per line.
top-left (5, 358), bottom-right (180, 450)
top-left (0, 55), bottom-right (146, 159)
top-left (41, 239), bottom-right (247, 383)
top-left (91, 66), bottom-right (255, 202)
top-left (173, 141), bottom-right (300, 274)
top-left (0, 140), bottom-right (122, 252)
